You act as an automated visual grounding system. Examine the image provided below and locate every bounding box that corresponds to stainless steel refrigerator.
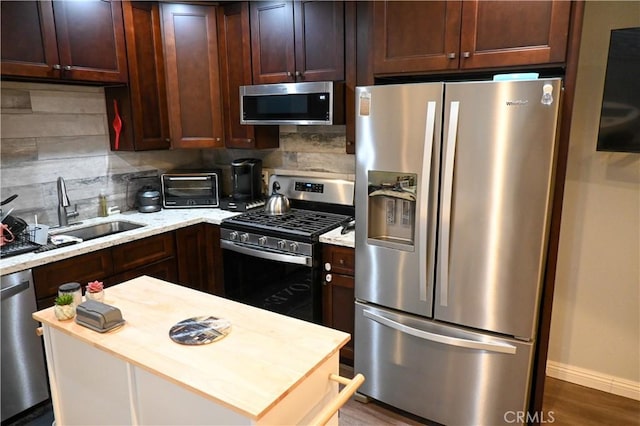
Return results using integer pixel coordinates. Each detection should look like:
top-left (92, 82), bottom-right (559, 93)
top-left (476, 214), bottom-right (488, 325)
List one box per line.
top-left (354, 78), bottom-right (562, 425)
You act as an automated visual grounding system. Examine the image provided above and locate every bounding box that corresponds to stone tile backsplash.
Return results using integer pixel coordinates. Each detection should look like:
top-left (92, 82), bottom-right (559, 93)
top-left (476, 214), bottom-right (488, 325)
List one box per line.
top-left (1, 82), bottom-right (354, 228)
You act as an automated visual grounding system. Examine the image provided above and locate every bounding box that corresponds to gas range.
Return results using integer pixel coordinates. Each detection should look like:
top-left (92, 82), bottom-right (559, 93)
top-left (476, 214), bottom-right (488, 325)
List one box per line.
top-left (221, 209), bottom-right (351, 258)
top-left (220, 175), bottom-right (354, 323)
top-left (221, 175), bottom-right (354, 255)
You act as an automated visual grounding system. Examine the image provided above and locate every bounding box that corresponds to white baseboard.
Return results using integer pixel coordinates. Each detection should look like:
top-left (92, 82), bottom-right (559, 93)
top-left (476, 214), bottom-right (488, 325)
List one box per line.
top-left (546, 361), bottom-right (640, 401)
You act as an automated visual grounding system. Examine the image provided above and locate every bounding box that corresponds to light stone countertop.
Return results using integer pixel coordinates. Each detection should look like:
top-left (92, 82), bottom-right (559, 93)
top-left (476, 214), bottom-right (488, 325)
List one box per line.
top-left (0, 208), bottom-right (239, 276)
top-left (318, 226), bottom-right (355, 249)
top-left (1, 208), bottom-right (355, 275)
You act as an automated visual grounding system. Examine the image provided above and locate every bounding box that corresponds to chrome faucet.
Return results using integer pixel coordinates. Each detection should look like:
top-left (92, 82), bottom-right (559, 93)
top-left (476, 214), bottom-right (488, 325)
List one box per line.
top-left (57, 177), bottom-right (79, 227)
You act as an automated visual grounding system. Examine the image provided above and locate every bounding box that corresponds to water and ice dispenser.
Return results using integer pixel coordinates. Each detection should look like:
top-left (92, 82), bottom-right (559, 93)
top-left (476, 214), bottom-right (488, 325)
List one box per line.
top-left (366, 171), bottom-right (417, 250)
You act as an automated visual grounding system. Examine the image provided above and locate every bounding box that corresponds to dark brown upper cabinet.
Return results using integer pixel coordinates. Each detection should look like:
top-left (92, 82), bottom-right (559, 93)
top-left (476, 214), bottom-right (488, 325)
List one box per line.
top-left (105, 1), bottom-right (170, 151)
top-left (344, 1), bottom-right (357, 154)
top-left (250, 1), bottom-right (345, 84)
top-left (1, 0), bottom-right (128, 83)
top-left (373, 1), bottom-right (572, 76)
top-left (162, 3), bottom-right (224, 149)
top-left (217, 2), bottom-right (279, 149)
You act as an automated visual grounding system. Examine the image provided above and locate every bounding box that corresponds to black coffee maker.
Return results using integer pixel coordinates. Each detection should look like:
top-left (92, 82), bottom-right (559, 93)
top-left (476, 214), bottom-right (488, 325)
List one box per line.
top-left (231, 158), bottom-right (263, 201)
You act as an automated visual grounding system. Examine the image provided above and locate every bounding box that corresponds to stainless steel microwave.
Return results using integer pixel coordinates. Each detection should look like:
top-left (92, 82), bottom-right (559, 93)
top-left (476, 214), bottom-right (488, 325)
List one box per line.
top-left (161, 170), bottom-right (221, 208)
top-left (240, 81), bottom-right (342, 125)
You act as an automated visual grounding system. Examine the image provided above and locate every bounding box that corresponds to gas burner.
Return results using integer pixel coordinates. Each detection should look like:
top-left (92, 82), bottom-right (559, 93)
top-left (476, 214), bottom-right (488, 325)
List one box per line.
top-left (225, 208), bottom-right (350, 239)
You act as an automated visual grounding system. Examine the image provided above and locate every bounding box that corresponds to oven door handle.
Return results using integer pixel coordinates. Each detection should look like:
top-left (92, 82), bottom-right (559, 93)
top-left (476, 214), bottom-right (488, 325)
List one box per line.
top-left (221, 240), bottom-right (313, 266)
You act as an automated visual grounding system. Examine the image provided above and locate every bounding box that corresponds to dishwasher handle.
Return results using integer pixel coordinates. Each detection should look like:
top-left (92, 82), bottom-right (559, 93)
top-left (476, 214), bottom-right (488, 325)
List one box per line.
top-left (363, 309), bottom-right (517, 355)
top-left (0, 279), bottom-right (30, 301)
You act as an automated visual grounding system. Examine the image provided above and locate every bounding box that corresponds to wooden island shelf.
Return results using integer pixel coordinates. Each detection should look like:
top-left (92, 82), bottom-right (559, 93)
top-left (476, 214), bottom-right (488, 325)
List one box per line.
top-left (33, 276), bottom-right (361, 425)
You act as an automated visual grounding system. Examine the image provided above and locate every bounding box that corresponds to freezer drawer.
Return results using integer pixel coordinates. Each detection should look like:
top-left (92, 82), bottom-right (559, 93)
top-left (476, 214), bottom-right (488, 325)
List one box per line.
top-left (355, 302), bottom-right (534, 426)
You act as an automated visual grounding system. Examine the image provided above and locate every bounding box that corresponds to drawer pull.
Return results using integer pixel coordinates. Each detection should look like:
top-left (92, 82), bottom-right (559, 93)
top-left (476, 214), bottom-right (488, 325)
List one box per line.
top-left (309, 373), bottom-right (365, 426)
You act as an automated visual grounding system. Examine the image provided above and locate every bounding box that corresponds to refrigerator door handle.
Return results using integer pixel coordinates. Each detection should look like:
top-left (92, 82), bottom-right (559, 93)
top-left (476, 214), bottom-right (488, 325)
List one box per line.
top-left (439, 101), bottom-right (460, 307)
top-left (419, 101), bottom-right (437, 302)
top-left (363, 308), bottom-right (517, 355)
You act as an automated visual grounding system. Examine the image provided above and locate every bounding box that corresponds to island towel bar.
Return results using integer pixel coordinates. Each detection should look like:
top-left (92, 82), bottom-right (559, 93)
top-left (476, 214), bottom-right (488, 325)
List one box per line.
top-left (310, 373), bottom-right (365, 426)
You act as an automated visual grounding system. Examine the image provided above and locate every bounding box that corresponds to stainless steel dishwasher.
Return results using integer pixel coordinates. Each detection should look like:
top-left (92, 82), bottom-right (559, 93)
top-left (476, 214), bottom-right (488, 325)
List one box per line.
top-left (1, 269), bottom-right (49, 422)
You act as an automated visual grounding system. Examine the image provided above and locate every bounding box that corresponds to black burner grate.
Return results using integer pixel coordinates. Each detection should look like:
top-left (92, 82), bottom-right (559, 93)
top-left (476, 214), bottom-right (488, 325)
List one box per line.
top-left (223, 208), bottom-right (350, 238)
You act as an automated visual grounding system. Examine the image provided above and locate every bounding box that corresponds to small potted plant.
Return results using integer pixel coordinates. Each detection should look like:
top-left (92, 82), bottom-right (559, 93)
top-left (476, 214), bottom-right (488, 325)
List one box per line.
top-left (85, 280), bottom-right (104, 302)
top-left (54, 294), bottom-right (76, 321)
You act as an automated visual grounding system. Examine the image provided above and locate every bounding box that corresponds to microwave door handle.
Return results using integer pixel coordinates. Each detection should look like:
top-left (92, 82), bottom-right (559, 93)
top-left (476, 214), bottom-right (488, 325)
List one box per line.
top-left (168, 177), bottom-right (209, 181)
top-left (439, 101), bottom-right (460, 307)
top-left (419, 101), bottom-right (437, 302)
top-left (220, 240), bottom-right (312, 267)
top-left (363, 309), bottom-right (517, 355)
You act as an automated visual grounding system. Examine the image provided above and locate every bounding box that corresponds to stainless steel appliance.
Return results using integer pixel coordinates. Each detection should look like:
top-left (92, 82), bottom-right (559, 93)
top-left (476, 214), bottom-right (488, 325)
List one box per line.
top-left (221, 175), bottom-right (354, 323)
top-left (240, 81), bottom-right (342, 125)
top-left (1, 270), bottom-right (49, 422)
top-left (136, 186), bottom-right (161, 213)
top-left (231, 158), bottom-right (263, 201)
top-left (221, 158), bottom-right (265, 212)
top-left (161, 170), bottom-right (221, 208)
top-left (355, 79), bottom-right (562, 425)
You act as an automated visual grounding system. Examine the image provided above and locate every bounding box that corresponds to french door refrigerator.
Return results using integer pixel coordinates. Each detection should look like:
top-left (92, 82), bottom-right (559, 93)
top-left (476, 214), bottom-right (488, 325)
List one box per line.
top-left (354, 78), bottom-right (562, 425)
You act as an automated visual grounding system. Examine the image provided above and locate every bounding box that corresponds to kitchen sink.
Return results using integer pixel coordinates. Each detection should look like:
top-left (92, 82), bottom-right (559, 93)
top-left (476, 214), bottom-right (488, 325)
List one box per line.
top-left (53, 221), bottom-right (145, 241)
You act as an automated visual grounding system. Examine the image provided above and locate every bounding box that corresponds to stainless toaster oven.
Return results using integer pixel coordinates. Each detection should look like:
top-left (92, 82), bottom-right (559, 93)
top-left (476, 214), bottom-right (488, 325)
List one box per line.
top-left (161, 170), bottom-right (221, 208)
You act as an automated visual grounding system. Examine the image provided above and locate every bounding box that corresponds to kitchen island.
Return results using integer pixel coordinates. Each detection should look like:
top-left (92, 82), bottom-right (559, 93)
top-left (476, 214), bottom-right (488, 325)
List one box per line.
top-left (33, 276), bottom-right (361, 425)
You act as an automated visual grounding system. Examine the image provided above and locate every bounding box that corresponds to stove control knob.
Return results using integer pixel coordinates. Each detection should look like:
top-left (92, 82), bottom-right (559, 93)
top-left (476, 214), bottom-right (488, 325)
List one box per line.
top-left (229, 231), bottom-right (238, 241)
top-left (258, 236), bottom-right (268, 246)
top-left (289, 242), bottom-right (299, 253)
top-left (277, 240), bottom-right (287, 250)
top-left (240, 233), bottom-right (249, 243)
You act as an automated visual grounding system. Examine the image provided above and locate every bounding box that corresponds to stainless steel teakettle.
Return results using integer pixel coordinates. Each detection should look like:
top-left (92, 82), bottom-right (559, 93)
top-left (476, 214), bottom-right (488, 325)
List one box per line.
top-left (264, 181), bottom-right (290, 215)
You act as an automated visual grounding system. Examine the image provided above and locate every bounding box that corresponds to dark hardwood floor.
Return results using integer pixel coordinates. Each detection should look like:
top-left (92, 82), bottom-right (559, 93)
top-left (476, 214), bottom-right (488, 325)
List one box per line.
top-left (338, 365), bottom-right (640, 425)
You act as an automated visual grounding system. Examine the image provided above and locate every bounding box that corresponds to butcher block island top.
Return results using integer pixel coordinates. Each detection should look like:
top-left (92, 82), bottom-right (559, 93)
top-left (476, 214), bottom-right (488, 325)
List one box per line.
top-left (33, 276), bottom-right (354, 425)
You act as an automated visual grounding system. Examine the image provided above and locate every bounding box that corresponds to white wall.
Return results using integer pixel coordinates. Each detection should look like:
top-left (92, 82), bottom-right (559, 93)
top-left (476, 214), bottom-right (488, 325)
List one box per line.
top-left (547, 1), bottom-right (640, 400)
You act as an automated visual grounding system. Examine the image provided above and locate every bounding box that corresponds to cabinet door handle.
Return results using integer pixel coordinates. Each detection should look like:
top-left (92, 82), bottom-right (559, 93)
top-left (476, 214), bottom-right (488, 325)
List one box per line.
top-left (286, 71), bottom-right (293, 77)
top-left (462, 52), bottom-right (470, 58)
top-left (295, 71), bottom-right (302, 77)
top-left (52, 64), bottom-right (62, 70)
top-left (63, 65), bottom-right (72, 71)
top-left (112, 99), bottom-right (122, 151)
top-left (447, 53), bottom-right (456, 59)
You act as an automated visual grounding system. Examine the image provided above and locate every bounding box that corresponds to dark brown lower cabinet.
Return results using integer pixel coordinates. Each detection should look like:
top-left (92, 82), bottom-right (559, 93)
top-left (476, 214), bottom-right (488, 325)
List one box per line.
top-left (206, 225), bottom-right (225, 296)
top-left (322, 244), bottom-right (355, 365)
top-left (33, 250), bottom-right (114, 310)
top-left (175, 224), bottom-right (224, 296)
top-left (33, 232), bottom-right (176, 310)
top-left (109, 258), bottom-right (177, 287)
top-left (33, 225), bottom-right (224, 310)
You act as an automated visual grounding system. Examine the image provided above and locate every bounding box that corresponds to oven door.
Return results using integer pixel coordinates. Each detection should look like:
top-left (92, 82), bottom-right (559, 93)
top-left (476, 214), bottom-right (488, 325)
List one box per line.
top-left (221, 240), bottom-right (321, 323)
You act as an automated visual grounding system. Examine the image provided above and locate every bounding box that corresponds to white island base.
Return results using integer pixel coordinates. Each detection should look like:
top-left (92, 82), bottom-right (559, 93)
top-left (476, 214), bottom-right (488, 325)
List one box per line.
top-left (34, 276), bottom-right (363, 425)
